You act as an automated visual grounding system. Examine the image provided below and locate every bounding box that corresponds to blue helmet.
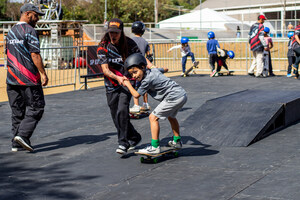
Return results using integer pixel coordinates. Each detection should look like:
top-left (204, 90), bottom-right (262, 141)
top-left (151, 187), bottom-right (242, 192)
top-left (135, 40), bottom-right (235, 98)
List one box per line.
top-left (287, 31), bottom-right (294, 38)
top-left (264, 27), bottom-right (270, 33)
top-left (181, 37), bottom-right (189, 44)
top-left (207, 31), bottom-right (215, 39)
top-left (227, 50), bottom-right (235, 59)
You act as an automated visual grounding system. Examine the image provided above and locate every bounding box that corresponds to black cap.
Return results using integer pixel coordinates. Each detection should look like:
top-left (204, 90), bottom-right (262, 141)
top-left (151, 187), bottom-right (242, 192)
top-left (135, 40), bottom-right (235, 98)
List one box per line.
top-left (20, 3), bottom-right (45, 16)
top-left (107, 18), bottom-right (124, 33)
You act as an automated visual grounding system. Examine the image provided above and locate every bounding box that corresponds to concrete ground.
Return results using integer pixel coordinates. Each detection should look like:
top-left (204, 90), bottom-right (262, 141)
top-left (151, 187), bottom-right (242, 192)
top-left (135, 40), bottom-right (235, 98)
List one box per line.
top-left (0, 74), bottom-right (299, 200)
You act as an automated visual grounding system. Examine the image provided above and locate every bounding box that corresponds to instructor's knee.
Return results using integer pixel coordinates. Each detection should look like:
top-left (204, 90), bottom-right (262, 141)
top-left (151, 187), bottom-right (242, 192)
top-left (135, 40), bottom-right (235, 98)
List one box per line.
top-left (149, 114), bottom-right (159, 122)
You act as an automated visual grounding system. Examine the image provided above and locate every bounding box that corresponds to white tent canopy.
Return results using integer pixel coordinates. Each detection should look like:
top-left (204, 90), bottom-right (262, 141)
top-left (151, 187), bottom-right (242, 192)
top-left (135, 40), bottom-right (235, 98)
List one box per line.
top-left (158, 8), bottom-right (249, 31)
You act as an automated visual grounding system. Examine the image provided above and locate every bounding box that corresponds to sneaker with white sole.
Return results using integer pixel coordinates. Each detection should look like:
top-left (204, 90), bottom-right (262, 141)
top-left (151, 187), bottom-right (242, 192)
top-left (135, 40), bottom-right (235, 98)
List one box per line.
top-left (130, 104), bottom-right (141, 113)
top-left (116, 145), bottom-right (127, 155)
top-left (168, 140), bottom-right (183, 149)
top-left (128, 137), bottom-right (142, 150)
top-left (210, 70), bottom-right (218, 77)
top-left (14, 136), bottom-right (34, 152)
top-left (141, 103), bottom-right (151, 111)
top-left (138, 145), bottom-right (160, 154)
top-left (11, 142), bottom-right (25, 152)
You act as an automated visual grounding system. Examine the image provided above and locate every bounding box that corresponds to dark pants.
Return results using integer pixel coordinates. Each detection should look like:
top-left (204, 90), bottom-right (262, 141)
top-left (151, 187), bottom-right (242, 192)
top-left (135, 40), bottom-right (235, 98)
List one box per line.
top-left (287, 56), bottom-right (295, 74)
top-left (7, 84), bottom-right (45, 142)
top-left (268, 52), bottom-right (273, 74)
top-left (209, 53), bottom-right (218, 71)
top-left (181, 52), bottom-right (195, 73)
top-left (106, 87), bottom-right (141, 148)
top-left (216, 58), bottom-right (229, 72)
top-left (294, 53), bottom-right (300, 76)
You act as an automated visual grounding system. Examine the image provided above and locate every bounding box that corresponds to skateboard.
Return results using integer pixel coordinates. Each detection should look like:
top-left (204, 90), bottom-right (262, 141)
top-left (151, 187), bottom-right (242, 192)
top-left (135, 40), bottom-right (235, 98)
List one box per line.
top-left (183, 61), bottom-right (199, 77)
top-left (135, 146), bottom-right (180, 163)
top-left (218, 70), bottom-right (234, 76)
top-left (129, 110), bottom-right (150, 119)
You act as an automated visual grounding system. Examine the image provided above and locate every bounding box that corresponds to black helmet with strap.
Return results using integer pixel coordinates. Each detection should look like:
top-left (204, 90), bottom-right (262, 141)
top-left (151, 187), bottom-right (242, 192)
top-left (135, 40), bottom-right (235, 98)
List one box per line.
top-left (124, 53), bottom-right (147, 71)
top-left (132, 21), bottom-right (145, 35)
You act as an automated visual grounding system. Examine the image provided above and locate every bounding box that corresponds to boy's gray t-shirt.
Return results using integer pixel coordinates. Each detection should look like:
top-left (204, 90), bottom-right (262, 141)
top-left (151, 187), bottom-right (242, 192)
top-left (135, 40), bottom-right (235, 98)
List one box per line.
top-left (137, 68), bottom-right (186, 101)
top-left (132, 36), bottom-right (150, 56)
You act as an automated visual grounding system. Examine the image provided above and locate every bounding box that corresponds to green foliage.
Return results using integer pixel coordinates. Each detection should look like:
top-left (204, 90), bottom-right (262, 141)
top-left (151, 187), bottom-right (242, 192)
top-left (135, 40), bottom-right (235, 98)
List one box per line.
top-left (0, 0), bottom-right (8, 20)
top-left (60, 0), bottom-right (200, 24)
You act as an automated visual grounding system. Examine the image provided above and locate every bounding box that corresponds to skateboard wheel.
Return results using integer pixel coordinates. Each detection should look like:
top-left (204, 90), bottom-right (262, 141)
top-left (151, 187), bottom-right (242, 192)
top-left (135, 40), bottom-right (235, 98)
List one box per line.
top-left (153, 158), bottom-right (158, 164)
top-left (174, 152), bottom-right (179, 157)
top-left (140, 157), bottom-right (145, 163)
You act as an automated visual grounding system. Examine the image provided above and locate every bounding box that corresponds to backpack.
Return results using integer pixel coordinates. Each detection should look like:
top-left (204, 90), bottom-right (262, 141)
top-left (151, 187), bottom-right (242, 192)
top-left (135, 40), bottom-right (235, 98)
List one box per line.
top-left (291, 25), bottom-right (300, 50)
top-left (249, 23), bottom-right (264, 51)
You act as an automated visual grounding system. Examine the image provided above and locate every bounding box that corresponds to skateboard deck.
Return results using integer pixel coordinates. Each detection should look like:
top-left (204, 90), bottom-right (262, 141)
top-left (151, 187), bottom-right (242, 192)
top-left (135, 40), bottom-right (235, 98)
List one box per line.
top-left (135, 146), bottom-right (180, 163)
top-left (129, 110), bottom-right (150, 119)
top-left (183, 61), bottom-right (199, 77)
top-left (218, 70), bottom-right (234, 76)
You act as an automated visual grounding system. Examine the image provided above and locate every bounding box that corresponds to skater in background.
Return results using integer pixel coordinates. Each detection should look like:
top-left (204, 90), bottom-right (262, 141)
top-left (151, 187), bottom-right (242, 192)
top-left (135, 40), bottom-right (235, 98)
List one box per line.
top-left (287, 31), bottom-right (296, 77)
top-left (130, 21), bottom-right (168, 113)
top-left (214, 48), bottom-right (235, 76)
top-left (262, 27), bottom-right (275, 77)
top-left (167, 37), bottom-right (198, 76)
top-left (130, 21), bottom-right (152, 113)
top-left (206, 31), bottom-right (220, 77)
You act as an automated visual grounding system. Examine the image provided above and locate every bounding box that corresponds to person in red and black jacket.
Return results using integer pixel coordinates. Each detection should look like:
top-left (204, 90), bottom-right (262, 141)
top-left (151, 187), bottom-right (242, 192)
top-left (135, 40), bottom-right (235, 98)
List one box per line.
top-left (291, 21), bottom-right (300, 79)
top-left (97, 18), bottom-right (152, 155)
top-left (248, 15), bottom-right (269, 78)
top-left (6, 4), bottom-right (48, 152)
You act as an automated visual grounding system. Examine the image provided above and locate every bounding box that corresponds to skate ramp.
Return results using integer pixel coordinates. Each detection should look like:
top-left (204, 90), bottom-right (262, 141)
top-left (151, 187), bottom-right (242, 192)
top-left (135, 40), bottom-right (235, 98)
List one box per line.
top-left (182, 89), bottom-right (300, 146)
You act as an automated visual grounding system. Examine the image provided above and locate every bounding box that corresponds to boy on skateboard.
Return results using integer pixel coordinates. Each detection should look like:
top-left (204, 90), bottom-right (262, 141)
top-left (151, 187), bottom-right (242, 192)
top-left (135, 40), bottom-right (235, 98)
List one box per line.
top-left (123, 53), bottom-right (187, 154)
top-left (215, 49), bottom-right (235, 75)
top-left (167, 37), bottom-right (198, 76)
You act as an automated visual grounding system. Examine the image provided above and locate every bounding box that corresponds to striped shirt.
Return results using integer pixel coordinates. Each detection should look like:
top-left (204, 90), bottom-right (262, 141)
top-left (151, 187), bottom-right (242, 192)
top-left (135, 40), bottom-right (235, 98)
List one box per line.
top-left (6, 22), bottom-right (41, 86)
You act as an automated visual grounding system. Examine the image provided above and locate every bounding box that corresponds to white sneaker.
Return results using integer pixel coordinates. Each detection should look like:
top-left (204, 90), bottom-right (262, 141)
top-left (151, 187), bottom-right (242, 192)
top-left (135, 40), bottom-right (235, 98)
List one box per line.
top-left (141, 103), bottom-right (151, 111)
top-left (130, 104), bottom-right (141, 113)
top-left (116, 145), bottom-right (127, 155)
top-left (210, 70), bottom-right (218, 77)
top-left (138, 145), bottom-right (160, 154)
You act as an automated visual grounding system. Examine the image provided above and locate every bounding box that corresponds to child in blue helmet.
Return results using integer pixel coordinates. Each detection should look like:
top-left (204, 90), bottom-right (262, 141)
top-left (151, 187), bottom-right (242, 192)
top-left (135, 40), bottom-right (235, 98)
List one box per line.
top-left (206, 31), bottom-right (220, 77)
top-left (167, 37), bottom-right (199, 76)
top-left (287, 31), bottom-right (296, 77)
top-left (215, 49), bottom-right (235, 74)
top-left (262, 27), bottom-right (275, 77)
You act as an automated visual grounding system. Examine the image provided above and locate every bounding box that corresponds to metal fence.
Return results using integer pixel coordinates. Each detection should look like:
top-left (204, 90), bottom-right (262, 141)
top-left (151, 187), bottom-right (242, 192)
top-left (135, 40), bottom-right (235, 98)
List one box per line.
top-left (40, 46), bottom-right (78, 89)
top-left (0, 39), bottom-right (291, 90)
top-left (151, 39), bottom-right (289, 73)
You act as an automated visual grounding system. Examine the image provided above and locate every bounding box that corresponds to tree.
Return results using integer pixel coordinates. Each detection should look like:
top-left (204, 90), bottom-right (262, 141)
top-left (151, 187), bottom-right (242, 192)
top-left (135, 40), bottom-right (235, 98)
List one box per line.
top-left (60, 0), bottom-right (200, 24)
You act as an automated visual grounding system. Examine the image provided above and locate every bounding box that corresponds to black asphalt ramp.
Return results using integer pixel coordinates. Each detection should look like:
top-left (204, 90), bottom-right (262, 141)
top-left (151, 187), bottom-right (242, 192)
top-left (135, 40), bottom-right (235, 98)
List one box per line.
top-left (182, 89), bottom-right (300, 146)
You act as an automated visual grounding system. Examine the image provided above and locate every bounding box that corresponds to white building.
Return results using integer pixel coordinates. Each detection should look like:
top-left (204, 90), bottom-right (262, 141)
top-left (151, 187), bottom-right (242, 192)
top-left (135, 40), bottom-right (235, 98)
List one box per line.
top-left (195, 0), bottom-right (300, 37)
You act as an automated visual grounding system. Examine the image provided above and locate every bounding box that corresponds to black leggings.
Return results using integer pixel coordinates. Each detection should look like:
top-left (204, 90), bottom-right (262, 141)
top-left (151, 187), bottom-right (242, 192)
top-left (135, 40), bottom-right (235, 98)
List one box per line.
top-left (106, 87), bottom-right (141, 148)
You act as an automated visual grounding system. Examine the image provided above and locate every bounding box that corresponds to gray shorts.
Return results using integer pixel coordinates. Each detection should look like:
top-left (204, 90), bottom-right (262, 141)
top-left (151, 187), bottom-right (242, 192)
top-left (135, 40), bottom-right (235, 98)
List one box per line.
top-left (152, 94), bottom-right (187, 120)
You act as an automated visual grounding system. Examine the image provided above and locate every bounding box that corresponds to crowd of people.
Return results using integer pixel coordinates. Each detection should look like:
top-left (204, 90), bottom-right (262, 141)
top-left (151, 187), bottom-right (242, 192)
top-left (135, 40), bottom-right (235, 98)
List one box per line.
top-left (4, 4), bottom-right (299, 156)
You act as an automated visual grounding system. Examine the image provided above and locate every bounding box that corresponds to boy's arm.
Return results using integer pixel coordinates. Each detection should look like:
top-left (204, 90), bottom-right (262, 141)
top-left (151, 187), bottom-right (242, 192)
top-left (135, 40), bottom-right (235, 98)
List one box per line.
top-left (167, 45), bottom-right (181, 52)
top-left (101, 63), bottom-right (126, 86)
top-left (123, 80), bottom-right (141, 98)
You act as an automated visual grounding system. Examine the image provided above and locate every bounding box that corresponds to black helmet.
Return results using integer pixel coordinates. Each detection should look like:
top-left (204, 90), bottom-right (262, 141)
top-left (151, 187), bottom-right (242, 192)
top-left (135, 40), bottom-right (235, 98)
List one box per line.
top-left (131, 21), bottom-right (145, 35)
top-left (124, 53), bottom-right (147, 71)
